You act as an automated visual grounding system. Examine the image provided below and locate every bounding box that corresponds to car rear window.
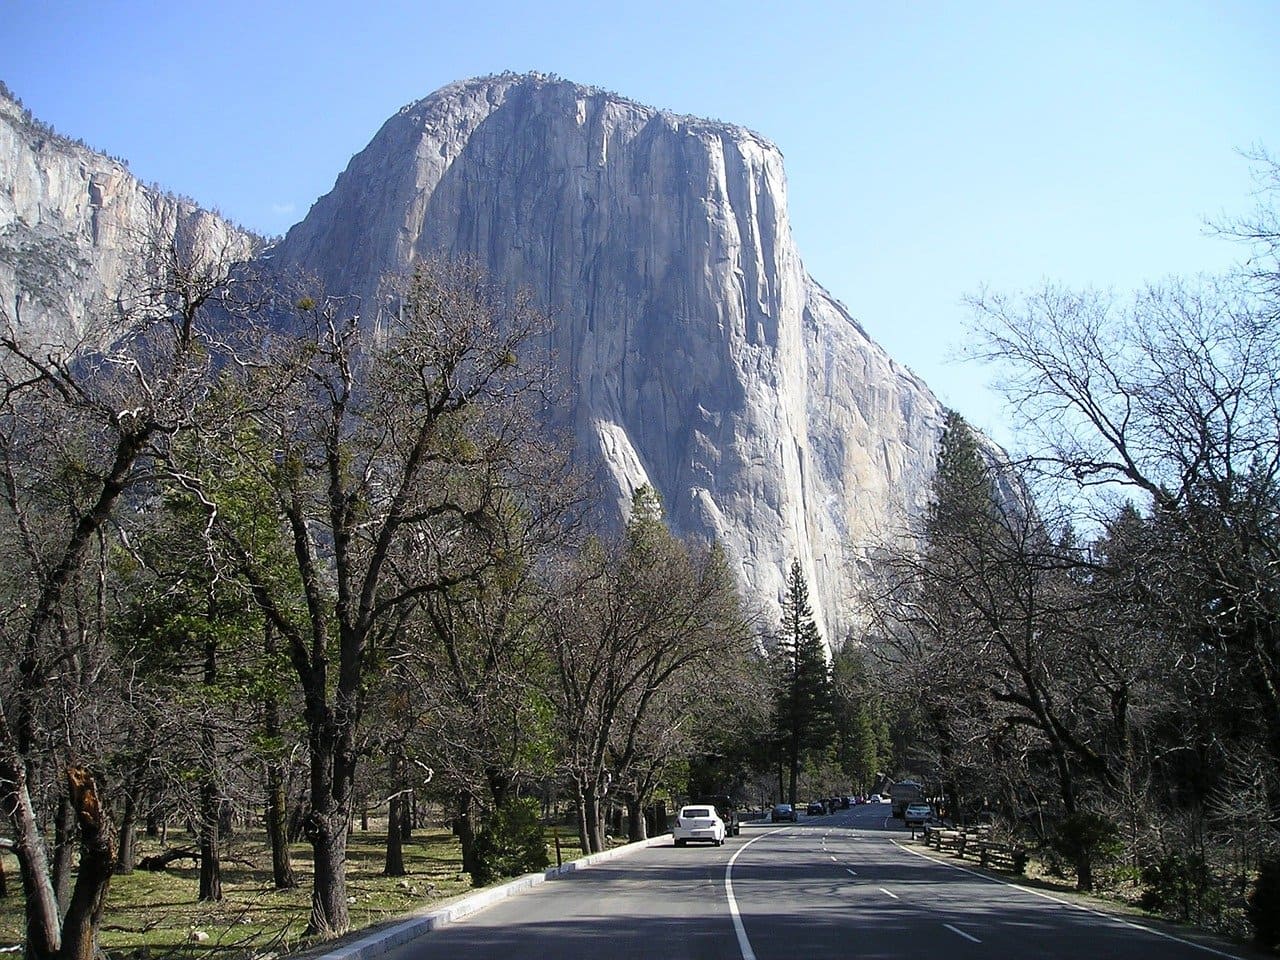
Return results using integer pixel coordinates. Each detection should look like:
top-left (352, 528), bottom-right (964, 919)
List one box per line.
top-left (682, 807), bottom-right (712, 818)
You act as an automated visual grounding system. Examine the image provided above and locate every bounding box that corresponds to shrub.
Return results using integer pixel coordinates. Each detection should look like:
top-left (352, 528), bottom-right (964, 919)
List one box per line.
top-left (1050, 811), bottom-right (1122, 890)
top-left (1140, 852), bottom-right (1222, 924)
top-left (1247, 856), bottom-right (1280, 953)
top-left (470, 797), bottom-right (550, 887)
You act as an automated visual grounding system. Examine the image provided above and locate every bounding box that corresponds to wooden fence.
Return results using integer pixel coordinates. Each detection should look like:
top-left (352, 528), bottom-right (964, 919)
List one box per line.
top-left (918, 823), bottom-right (1027, 875)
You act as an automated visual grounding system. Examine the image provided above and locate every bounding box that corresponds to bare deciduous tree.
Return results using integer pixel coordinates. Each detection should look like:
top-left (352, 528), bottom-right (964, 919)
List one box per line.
top-left (0, 232), bottom-right (255, 960)
top-left (188, 258), bottom-right (555, 936)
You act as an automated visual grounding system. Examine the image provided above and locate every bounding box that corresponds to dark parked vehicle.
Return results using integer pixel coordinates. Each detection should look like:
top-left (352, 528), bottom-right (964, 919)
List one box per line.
top-left (771, 803), bottom-right (798, 823)
top-left (698, 796), bottom-right (741, 836)
top-left (806, 801), bottom-right (825, 816)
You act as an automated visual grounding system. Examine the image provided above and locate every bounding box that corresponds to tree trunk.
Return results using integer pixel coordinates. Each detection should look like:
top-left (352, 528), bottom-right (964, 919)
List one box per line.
top-left (51, 796), bottom-right (76, 919)
top-left (487, 768), bottom-right (512, 809)
top-left (384, 793), bottom-right (405, 876)
top-left (305, 810), bottom-right (350, 938)
top-left (383, 754), bottom-right (405, 877)
top-left (0, 744), bottom-right (60, 960)
top-left (452, 793), bottom-right (478, 876)
top-left (1076, 852), bottom-right (1094, 892)
top-left (198, 633), bottom-right (222, 903)
top-left (583, 785), bottom-right (605, 853)
top-left (574, 784), bottom-right (591, 854)
top-left (266, 766), bottom-right (297, 889)
top-left (262, 622), bottom-right (297, 889)
top-left (302, 710), bottom-right (356, 938)
top-left (197, 779), bottom-right (222, 902)
top-left (626, 797), bottom-right (647, 842)
top-left (400, 794), bottom-right (413, 842)
top-left (219, 798), bottom-right (235, 838)
top-left (60, 766), bottom-right (115, 960)
top-left (115, 786), bottom-right (140, 875)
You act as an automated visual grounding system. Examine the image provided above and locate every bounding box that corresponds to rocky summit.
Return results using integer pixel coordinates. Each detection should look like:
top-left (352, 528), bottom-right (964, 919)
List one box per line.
top-left (272, 73), bottom-right (947, 637)
top-left (0, 73), bottom-right (949, 638)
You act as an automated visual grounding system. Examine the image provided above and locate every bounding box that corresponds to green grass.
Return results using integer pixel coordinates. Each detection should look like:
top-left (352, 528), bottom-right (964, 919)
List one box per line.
top-left (0, 827), bottom-right (474, 959)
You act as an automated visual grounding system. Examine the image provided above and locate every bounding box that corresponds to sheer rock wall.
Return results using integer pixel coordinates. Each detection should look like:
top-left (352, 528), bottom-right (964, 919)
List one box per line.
top-left (274, 74), bottom-right (946, 635)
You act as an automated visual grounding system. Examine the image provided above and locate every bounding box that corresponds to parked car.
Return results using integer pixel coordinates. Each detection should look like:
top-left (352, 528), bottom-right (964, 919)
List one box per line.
top-left (697, 795), bottom-right (741, 836)
top-left (806, 801), bottom-right (826, 816)
top-left (903, 802), bottom-right (934, 826)
top-left (770, 803), bottom-right (798, 823)
top-left (673, 805), bottom-right (726, 846)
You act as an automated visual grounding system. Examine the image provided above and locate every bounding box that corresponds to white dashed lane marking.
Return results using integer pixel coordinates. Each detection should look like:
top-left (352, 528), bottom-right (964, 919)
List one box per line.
top-left (945, 924), bottom-right (981, 943)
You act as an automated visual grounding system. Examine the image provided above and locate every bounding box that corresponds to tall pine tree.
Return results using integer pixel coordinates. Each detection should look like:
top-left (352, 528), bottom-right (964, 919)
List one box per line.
top-left (773, 559), bottom-right (835, 805)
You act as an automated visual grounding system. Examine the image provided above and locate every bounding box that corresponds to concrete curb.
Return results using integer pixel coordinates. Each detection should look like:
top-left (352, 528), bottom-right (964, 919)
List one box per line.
top-left (309, 833), bottom-right (671, 960)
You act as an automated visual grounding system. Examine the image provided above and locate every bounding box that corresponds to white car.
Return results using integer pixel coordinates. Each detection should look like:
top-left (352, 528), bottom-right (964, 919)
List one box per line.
top-left (903, 802), bottom-right (934, 826)
top-left (673, 804), bottom-right (726, 846)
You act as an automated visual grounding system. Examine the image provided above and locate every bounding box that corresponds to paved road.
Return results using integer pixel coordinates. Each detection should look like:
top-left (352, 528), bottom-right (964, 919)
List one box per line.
top-left (389, 802), bottom-right (1252, 960)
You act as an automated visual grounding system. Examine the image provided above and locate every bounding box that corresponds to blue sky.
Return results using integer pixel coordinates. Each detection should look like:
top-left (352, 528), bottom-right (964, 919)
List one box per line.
top-left (5, 1), bottom-right (1278, 441)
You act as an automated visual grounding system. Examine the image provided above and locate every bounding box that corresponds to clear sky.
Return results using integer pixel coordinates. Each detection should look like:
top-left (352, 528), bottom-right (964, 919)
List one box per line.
top-left (5, 0), bottom-right (1278, 442)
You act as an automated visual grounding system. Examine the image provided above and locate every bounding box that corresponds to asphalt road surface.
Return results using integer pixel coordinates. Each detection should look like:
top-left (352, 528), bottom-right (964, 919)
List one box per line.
top-left (388, 802), bottom-right (1252, 960)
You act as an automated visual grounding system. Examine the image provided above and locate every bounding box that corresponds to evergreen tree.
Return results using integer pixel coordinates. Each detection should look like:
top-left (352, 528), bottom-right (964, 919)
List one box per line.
top-left (832, 645), bottom-right (883, 793)
top-left (772, 559), bottom-right (835, 804)
top-left (927, 410), bottom-right (996, 543)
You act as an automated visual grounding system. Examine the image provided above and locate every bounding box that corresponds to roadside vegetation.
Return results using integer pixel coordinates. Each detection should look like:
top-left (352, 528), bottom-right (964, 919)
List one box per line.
top-left (865, 153), bottom-right (1280, 952)
top-left (0, 824), bottom-right (471, 959)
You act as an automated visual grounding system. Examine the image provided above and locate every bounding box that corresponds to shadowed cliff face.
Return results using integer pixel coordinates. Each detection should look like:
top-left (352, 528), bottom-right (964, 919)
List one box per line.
top-left (275, 73), bottom-right (947, 637)
top-left (0, 91), bottom-right (258, 351)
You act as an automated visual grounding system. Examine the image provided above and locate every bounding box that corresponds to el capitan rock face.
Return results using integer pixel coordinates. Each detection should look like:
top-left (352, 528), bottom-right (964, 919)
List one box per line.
top-left (1, 74), bottom-right (946, 636)
top-left (273, 74), bottom-right (946, 636)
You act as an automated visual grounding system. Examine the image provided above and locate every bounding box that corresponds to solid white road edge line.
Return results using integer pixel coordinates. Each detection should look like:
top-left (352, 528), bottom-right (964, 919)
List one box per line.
top-left (944, 923), bottom-right (981, 943)
top-left (725, 827), bottom-right (788, 960)
top-left (892, 839), bottom-right (1245, 960)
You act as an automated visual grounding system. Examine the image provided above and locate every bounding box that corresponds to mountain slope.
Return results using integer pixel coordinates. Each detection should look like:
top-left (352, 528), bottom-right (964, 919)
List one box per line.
top-left (0, 84), bottom-right (258, 350)
top-left (272, 73), bottom-right (945, 635)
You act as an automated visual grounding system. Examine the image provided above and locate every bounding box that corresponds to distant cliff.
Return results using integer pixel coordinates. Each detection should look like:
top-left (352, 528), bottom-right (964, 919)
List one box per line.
top-left (272, 74), bottom-right (947, 636)
top-left (0, 85), bottom-right (258, 351)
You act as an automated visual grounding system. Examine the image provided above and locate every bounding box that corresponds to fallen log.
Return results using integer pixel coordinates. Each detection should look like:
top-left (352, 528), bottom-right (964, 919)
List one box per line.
top-left (137, 846), bottom-right (201, 871)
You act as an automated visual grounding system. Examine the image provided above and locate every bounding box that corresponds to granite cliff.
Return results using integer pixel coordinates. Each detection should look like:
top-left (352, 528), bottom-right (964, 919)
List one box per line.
top-left (273, 74), bottom-right (947, 637)
top-left (0, 74), bottom-right (947, 637)
top-left (0, 85), bottom-right (258, 351)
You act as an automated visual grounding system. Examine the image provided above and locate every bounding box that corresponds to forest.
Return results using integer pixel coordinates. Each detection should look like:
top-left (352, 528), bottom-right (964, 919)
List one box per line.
top-left (2, 157), bottom-right (1280, 957)
top-left (866, 155), bottom-right (1280, 950)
